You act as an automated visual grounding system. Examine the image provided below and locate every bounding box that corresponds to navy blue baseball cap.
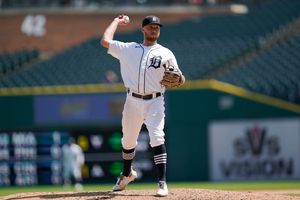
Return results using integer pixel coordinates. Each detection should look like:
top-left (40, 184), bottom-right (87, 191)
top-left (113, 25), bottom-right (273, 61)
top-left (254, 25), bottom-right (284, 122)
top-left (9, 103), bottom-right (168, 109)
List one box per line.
top-left (142, 16), bottom-right (163, 27)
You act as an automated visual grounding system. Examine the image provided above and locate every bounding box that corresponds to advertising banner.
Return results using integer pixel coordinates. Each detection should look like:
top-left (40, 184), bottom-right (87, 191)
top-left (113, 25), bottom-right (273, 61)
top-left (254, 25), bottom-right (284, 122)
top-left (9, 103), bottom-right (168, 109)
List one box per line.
top-left (34, 93), bottom-right (125, 126)
top-left (209, 118), bottom-right (300, 180)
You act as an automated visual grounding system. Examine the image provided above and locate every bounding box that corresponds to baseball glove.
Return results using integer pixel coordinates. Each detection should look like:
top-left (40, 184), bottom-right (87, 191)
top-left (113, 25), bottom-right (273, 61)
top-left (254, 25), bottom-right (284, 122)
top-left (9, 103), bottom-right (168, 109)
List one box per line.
top-left (160, 61), bottom-right (184, 88)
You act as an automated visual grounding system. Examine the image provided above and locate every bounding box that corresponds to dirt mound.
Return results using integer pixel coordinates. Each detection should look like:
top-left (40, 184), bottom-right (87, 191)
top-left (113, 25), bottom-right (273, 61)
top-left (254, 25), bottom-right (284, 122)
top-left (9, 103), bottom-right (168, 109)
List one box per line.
top-left (2, 189), bottom-right (300, 200)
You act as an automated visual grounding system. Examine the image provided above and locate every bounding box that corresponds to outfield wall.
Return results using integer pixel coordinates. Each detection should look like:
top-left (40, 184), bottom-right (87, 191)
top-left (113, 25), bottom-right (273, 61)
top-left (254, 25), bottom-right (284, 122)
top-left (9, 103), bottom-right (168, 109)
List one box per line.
top-left (166, 83), bottom-right (300, 181)
top-left (0, 80), bottom-right (300, 185)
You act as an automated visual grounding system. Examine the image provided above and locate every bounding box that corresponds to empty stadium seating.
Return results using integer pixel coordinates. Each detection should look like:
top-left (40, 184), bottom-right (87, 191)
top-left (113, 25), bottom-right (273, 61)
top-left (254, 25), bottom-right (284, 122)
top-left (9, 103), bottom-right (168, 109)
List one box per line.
top-left (0, 38), bottom-right (121, 87)
top-left (161, 37), bottom-right (257, 79)
top-left (217, 34), bottom-right (300, 103)
top-left (0, 49), bottom-right (39, 75)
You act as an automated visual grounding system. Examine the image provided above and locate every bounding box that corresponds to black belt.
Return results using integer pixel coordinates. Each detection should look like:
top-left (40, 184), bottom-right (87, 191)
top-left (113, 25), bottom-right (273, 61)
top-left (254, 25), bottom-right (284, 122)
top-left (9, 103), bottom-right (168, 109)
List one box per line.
top-left (127, 89), bottom-right (162, 100)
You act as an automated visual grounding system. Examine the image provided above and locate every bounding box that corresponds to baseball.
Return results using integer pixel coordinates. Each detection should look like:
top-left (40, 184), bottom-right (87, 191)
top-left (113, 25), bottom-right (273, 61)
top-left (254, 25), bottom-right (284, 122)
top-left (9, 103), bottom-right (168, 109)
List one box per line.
top-left (124, 15), bottom-right (130, 24)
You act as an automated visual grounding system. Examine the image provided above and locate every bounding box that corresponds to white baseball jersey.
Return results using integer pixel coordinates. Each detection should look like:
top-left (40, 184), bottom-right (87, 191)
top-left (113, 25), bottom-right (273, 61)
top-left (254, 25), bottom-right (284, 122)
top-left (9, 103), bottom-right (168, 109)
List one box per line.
top-left (107, 40), bottom-right (182, 149)
top-left (108, 40), bottom-right (181, 94)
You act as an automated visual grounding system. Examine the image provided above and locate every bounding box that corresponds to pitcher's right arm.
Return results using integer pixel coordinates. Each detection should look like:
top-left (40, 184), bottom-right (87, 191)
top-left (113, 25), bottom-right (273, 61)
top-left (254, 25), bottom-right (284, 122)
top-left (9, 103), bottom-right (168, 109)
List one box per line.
top-left (100, 15), bottom-right (129, 49)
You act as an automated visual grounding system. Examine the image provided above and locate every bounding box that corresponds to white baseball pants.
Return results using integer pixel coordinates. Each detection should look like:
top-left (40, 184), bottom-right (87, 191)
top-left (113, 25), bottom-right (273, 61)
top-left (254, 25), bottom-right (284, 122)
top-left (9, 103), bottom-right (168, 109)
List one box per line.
top-left (121, 94), bottom-right (165, 149)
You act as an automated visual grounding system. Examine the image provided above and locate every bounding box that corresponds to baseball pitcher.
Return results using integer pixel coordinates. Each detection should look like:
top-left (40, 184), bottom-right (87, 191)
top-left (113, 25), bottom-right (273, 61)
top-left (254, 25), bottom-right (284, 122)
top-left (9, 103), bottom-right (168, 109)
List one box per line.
top-left (100, 15), bottom-right (185, 197)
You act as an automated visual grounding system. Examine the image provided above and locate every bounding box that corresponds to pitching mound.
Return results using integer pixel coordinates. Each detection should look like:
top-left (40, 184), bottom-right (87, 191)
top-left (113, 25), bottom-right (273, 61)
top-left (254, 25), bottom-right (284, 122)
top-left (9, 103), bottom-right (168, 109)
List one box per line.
top-left (2, 189), bottom-right (300, 200)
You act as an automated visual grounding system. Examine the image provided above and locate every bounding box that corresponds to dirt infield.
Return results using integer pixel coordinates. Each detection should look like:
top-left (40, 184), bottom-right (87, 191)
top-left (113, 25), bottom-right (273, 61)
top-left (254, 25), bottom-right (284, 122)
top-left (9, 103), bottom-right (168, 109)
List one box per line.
top-left (2, 189), bottom-right (300, 200)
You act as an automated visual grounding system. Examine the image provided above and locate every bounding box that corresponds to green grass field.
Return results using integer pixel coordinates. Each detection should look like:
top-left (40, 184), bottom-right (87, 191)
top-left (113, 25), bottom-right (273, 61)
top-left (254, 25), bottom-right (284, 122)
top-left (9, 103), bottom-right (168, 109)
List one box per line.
top-left (1, 181), bottom-right (300, 197)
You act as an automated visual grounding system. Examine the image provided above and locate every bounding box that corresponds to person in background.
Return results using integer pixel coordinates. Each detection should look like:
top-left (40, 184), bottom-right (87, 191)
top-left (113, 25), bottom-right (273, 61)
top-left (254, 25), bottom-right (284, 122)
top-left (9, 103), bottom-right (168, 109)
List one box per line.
top-left (62, 137), bottom-right (85, 191)
top-left (105, 69), bottom-right (119, 84)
